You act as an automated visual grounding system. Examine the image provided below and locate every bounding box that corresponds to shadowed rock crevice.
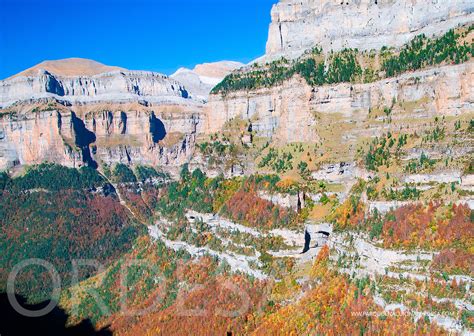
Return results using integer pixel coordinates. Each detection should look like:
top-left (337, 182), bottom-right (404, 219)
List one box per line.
top-left (119, 111), bottom-right (127, 134)
top-left (179, 87), bottom-right (189, 99)
top-left (104, 111), bottom-right (114, 135)
top-left (302, 230), bottom-right (311, 254)
top-left (43, 72), bottom-right (65, 96)
top-left (57, 111), bottom-right (62, 130)
top-left (70, 112), bottom-right (97, 169)
top-left (149, 112), bottom-right (166, 143)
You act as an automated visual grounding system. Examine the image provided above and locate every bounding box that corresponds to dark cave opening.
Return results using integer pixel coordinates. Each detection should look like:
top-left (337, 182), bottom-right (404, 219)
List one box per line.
top-left (301, 229), bottom-right (330, 254)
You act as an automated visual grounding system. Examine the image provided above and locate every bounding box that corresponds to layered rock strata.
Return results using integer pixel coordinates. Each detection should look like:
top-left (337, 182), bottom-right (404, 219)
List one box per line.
top-left (206, 62), bottom-right (473, 144)
top-left (265, 0), bottom-right (474, 60)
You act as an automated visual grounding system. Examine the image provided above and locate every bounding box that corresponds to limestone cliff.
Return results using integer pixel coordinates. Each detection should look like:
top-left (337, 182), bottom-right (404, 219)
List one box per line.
top-left (0, 59), bottom-right (194, 108)
top-left (206, 62), bottom-right (473, 146)
top-left (205, 0), bottom-right (473, 169)
top-left (0, 102), bottom-right (201, 170)
top-left (0, 58), bottom-right (204, 170)
top-left (265, 0), bottom-right (474, 60)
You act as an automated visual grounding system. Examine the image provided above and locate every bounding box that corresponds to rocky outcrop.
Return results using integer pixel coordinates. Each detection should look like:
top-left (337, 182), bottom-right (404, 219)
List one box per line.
top-left (170, 68), bottom-right (216, 102)
top-left (0, 109), bottom-right (80, 169)
top-left (258, 190), bottom-right (301, 209)
top-left (265, 0), bottom-right (474, 60)
top-left (206, 62), bottom-right (473, 143)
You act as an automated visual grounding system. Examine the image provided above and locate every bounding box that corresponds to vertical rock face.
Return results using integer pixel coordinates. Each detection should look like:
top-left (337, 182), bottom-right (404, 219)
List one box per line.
top-left (0, 104), bottom-right (202, 170)
top-left (206, 62), bottom-right (474, 144)
top-left (0, 110), bottom-right (80, 169)
top-left (205, 76), bottom-right (317, 143)
top-left (85, 106), bottom-right (201, 168)
top-left (265, 0), bottom-right (474, 60)
top-left (0, 69), bottom-right (192, 107)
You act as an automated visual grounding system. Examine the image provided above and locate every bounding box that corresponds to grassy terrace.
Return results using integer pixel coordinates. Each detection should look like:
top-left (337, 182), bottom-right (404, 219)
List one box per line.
top-left (212, 25), bottom-right (473, 94)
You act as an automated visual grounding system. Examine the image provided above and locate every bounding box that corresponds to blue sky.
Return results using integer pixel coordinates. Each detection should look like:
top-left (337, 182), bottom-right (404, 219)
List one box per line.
top-left (0, 0), bottom-right (277, 79)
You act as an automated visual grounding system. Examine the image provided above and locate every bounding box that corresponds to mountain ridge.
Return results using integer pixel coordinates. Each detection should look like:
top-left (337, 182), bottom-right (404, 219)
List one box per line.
top-left (170, 60), bottom-right (244, 100)
top-left (8, 58), bottom-right (126, 79)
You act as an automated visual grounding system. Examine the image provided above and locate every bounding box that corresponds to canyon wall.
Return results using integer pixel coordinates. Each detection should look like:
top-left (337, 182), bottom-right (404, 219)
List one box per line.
top-left (206, 62), bottom-right (474, 143)
top-left (0, 58), bottom-right (258, 171)
top-left (265, 0), bottom-right (474, 60)
top-left (206, 0), bottom-right (474, 147)
top-left (0, 104), bottom-right (201, 170)
top-left (2, 1), bottom-right (474, 172)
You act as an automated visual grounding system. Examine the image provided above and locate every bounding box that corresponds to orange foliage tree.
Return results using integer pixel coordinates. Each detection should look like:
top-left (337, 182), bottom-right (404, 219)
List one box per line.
top-left (381, 203), bottom-right (473, 249)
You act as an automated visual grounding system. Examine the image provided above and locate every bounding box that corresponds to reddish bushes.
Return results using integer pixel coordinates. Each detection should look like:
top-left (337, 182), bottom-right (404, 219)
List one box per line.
top-left (381, 203), bottom-right (473, 249)
top-left (381, 204), bottom-right (435, 247)
top-left (0, 189), bottom-right (140, 303)
top-left (221, 189), bottom-right (294, 229)
top-left (437, 204), bottom-right (473, 243)
top-left (432, 249), bottom-right (474, 276)
top-left (108, 256), bottom-right (270, 336)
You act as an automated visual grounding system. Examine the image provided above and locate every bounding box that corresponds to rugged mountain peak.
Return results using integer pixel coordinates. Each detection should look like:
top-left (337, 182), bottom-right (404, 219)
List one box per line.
top-left (9, 58), bottom-right (125, 79)
top-left (171, 61), bottom-right (243, 100)
top-left (265, 0), bottom-right (474, 60)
